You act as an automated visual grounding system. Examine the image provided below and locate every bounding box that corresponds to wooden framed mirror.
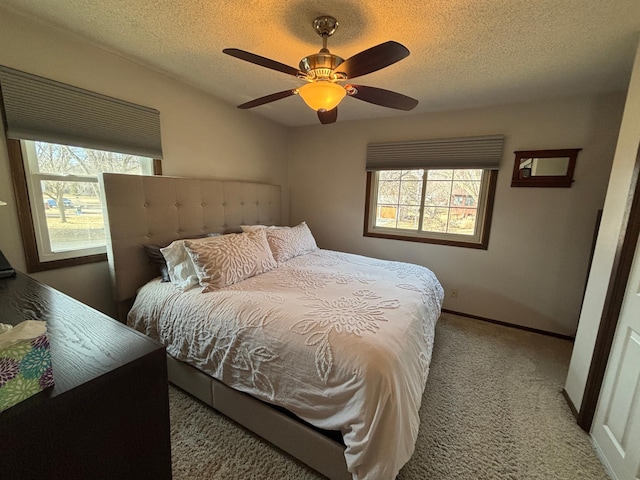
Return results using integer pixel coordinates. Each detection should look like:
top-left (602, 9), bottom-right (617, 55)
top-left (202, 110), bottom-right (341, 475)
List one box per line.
top-left (511, 148), bottom-right (581, 187)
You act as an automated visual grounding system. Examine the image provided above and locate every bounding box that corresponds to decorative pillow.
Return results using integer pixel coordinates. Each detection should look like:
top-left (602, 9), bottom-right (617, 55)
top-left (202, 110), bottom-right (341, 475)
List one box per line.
top-left (160, 236), bottom-right (216, 290)
top-left (184, 229), bottom-right (277, 291)
top-left (142, 244), bottom-right (171, 282)
top-left (240, 224), bottom-right (269, 232)
top-left (265, 221), bottom-right (318, 263)
top-left (240, 225), bottom-right (291, 234)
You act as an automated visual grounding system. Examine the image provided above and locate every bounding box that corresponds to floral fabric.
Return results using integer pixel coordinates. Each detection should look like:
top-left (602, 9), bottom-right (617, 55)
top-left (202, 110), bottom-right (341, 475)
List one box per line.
top-left (184, 229), bottom-right (277, 291)
top-left (128, 249), bottom-right (443, 480)
top-left (265, 222), bottom-right (318, 263)
top-left (0, 333), bottom-right (54, 412)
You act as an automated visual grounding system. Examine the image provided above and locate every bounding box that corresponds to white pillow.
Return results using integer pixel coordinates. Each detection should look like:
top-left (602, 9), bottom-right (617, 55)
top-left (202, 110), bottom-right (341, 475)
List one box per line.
top-left (160, 236), bottom-right (213, 290)
top-left (265, 222), bottom-right (318, 263)
top-left (184, 229), bottom-right (277, 292)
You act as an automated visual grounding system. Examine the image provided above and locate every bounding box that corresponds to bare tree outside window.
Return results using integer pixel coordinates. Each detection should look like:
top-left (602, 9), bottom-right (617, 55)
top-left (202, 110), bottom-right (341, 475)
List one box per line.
top-left (376, 169), bottom-right (424, 229)
top-left (367, 167), bottom-right (495, 248)
top-left (23, 140), bottom-right (151, 257)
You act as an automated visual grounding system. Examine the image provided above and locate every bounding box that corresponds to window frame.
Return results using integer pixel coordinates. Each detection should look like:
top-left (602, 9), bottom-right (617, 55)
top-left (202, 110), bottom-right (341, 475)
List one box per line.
top-left (363, 169), bottom-right (498, 249)
top-left (7, 138), bottom-right (161, 272)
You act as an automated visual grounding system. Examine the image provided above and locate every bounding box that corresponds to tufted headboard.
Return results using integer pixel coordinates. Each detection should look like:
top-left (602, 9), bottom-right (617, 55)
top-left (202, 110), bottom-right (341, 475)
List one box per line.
top-left (100, 173), bottom-right (281, 321)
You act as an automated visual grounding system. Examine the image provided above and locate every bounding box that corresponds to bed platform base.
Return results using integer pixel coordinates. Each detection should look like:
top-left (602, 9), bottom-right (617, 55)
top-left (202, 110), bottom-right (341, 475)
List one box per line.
top-left (167, 355), bottom-right (351, 480)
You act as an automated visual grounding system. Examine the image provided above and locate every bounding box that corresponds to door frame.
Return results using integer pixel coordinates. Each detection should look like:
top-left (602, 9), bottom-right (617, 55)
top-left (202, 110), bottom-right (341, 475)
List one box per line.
top-left (578, 142), bottom-right (640, 431)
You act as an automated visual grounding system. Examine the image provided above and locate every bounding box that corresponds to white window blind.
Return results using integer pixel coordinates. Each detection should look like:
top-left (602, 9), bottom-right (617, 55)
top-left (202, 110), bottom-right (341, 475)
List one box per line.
top-left (366, 135), bottom-right (504, 171)
top-left (0, 65), bottom-right (162, 159)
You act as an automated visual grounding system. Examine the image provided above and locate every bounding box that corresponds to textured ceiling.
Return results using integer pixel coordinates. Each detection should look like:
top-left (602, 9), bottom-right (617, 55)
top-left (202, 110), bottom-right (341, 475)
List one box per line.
top-left (2, 0), bottom-right (640, 127)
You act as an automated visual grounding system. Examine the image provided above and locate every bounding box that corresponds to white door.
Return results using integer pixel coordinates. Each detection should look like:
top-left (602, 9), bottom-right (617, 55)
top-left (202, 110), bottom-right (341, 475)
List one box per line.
top-left (592, 236), bottom-right (640, 480)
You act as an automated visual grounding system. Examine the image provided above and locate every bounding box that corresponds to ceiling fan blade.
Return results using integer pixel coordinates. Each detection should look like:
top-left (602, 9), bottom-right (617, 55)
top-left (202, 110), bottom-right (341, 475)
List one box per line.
top-left (348, 85), bottom-right (418, 111)
top-left (335, 41), bottom-right (410, 79)
top-left (223, 48), bottom-right (302, 77)
top-left (318, 108), bottom-right (338, 124)
top-left (237, 90), bottom-right (296, 109)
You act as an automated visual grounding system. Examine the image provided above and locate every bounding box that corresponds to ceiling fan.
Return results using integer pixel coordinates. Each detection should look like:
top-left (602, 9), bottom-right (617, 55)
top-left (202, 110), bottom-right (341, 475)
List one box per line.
top-left (223, 16), bottom-right (418, 125)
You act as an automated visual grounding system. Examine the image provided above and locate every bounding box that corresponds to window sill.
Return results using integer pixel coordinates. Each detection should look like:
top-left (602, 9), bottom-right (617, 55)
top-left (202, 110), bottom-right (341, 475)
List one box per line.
top-left (25, 252), bottom-right (107, 273)
top-left (363, 231), bottom-right (489, 249)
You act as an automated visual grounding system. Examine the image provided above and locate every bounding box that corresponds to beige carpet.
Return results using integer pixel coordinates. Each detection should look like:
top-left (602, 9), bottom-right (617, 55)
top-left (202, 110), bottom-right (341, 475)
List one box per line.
top-left (169, 313), bottom-right (609, 479)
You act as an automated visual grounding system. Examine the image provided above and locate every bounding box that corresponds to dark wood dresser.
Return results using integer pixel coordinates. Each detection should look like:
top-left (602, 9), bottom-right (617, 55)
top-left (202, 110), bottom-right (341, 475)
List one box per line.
top-left (0, 272), bottom-right (172, 480)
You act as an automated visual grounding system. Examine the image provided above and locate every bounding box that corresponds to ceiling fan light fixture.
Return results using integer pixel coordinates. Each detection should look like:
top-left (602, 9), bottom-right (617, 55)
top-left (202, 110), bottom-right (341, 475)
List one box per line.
top-left (224, 15), bottom-right (417, 124)
top-left (297, 81), bottom-right (346, 112)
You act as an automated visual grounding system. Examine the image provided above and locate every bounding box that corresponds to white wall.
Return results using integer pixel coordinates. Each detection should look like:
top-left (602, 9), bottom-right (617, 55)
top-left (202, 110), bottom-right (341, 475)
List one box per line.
top-left (0, 8), bottom-right (289, 317)
top-left (565, 37), bottom-right (640, 411)
top-left (288, 93), bottom-right (625, 336)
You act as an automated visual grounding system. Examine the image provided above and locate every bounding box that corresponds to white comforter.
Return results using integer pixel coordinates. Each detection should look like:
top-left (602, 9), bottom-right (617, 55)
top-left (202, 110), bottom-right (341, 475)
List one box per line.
top-left (128, 249), bottom-right (443, 479)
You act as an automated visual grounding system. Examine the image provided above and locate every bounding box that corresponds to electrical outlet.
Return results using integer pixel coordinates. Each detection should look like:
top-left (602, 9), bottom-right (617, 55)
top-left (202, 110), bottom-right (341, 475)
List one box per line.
top-left (450, 288), bottom-right (458, 299)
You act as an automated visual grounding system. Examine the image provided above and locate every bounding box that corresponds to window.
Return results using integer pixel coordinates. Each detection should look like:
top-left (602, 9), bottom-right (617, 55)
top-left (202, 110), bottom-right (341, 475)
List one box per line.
top-left (13, 140), bottom-right (154, 266)
top-left (364, 135), bottom-right (503, 249)
top-left (365, 168), bottom-right (497, 248)
top-left (0, 65), bottom-right (163, 271)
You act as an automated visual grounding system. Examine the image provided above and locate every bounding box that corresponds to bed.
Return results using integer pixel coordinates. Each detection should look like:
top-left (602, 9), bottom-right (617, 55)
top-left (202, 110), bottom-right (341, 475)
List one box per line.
top-left (100, 173), bottom-right (444, 480)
